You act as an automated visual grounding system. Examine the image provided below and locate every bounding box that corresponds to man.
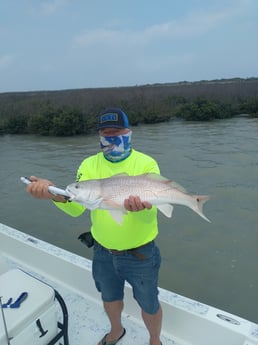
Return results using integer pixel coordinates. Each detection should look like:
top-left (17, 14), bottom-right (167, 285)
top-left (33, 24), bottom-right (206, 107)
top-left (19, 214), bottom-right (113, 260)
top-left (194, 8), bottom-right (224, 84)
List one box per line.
top-left (27, 108), bottom-right (163, 345)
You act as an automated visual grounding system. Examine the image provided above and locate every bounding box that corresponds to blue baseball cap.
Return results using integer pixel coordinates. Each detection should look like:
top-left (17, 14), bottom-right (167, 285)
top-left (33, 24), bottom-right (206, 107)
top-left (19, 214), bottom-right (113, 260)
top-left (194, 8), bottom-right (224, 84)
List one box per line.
top-left (97, 108), bottom-right (130, 129)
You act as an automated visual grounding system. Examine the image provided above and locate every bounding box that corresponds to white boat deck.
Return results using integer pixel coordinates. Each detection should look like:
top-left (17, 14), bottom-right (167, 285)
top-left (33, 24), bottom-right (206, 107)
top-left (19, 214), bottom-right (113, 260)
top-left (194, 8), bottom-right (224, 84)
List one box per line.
top-left (46, 283), bottom-right (180, 345)
top-left (1, 223), bottom-right (258, 345)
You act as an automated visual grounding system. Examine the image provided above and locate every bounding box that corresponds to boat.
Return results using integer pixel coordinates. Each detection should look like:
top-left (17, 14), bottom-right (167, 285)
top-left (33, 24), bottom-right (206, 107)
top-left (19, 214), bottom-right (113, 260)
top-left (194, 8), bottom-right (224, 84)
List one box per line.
top-left (0, 222), bottom-right (258, 345)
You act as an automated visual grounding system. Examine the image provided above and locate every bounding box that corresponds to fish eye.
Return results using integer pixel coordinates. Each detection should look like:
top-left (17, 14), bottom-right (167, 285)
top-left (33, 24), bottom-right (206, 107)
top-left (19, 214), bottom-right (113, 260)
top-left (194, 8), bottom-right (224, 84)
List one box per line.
top-left (75, 184), bottom-right (79, 189)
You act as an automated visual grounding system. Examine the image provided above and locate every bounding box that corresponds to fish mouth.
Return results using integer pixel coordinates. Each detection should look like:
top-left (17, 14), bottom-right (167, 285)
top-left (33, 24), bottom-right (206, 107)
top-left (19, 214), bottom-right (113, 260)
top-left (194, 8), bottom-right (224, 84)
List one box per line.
top-left (65, 187), bottom-right (75, 200)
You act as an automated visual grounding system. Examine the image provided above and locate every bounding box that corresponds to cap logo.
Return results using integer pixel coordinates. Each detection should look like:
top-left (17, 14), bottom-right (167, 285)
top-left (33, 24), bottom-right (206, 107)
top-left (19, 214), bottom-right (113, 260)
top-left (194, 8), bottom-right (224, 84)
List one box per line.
top-left (100, 113), bottom-right (118, 123)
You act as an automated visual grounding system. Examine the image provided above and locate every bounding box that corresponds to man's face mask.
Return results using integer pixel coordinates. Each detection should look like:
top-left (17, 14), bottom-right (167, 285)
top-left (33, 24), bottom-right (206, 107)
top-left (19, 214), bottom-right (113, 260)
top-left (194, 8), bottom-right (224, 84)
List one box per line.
top-left (100, 130), bottom-right (132, 162)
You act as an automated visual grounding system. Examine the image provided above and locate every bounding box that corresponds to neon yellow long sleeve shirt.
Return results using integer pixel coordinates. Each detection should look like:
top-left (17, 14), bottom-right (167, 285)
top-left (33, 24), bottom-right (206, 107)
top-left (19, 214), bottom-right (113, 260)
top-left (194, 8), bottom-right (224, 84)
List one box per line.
top-left (54, 149), bottom-right (160, 250)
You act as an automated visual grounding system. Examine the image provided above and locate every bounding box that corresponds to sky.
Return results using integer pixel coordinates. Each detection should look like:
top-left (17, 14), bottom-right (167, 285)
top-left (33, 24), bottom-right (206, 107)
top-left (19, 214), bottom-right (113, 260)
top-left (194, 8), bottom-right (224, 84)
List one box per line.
top-left (0, 0), bottom-right (258, 93)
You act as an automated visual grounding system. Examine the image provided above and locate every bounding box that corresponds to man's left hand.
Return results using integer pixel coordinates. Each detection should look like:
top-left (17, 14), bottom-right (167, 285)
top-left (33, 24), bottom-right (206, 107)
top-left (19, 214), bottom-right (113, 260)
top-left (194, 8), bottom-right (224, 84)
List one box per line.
top-left (124, 196), bottom-right (152, 212)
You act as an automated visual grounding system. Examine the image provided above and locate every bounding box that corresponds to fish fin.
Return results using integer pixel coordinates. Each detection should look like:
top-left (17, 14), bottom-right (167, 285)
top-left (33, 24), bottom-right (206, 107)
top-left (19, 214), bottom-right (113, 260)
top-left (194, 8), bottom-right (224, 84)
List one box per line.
top-left (191, 195), bottom-right (211, 222)
top-left (100, 198), bottom-right (128, 224)
top-left (157, 204), bottom-right (174, 218)
top-left (101, 198), bottom-right (121, 209)
top-left (144, 173), bottom-right (187, 193)
top-left (109, 210), bottom-right (127, 224)
top-left (167, 181), bottom-right (187, 193)
top-left (142, 172), bottom-right (164, 180)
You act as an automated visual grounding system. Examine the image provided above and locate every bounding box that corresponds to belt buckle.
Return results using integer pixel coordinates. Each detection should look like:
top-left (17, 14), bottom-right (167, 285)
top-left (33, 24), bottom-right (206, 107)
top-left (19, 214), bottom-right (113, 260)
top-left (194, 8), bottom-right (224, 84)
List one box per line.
top-left (108, 249), bottom-right (124, 255)
top-left (108, 249), bottom-right (119, 255)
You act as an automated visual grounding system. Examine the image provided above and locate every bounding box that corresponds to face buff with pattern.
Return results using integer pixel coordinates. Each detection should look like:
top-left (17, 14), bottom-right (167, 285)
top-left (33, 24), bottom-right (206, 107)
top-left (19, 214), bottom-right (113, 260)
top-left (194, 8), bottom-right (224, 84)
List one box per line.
top-left (100, 130), bottom-right (132, 162)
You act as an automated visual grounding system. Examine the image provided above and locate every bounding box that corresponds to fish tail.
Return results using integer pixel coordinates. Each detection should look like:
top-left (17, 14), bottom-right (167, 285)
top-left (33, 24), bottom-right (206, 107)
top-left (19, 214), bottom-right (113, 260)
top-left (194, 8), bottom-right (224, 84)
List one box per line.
top-left (192, 195), bottom-right (211, 222)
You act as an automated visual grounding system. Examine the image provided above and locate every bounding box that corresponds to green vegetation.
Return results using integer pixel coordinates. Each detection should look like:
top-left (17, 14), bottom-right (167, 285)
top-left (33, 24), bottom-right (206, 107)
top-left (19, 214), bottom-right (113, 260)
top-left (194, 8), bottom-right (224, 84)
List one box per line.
top-left (239, 96), bottom-right (258, 118)
top-left (27, 104), bottom-right (85, 136)
top-left (175, 98), bottom-right (236, 121)
top-left (0, 78), bottom-right (258, 136)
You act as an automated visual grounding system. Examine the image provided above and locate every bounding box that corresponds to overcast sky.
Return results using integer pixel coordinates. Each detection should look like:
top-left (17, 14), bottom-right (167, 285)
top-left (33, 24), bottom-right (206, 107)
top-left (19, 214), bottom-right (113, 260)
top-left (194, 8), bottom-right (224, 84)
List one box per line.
top-left (1, 0), bottom-right (257, 93)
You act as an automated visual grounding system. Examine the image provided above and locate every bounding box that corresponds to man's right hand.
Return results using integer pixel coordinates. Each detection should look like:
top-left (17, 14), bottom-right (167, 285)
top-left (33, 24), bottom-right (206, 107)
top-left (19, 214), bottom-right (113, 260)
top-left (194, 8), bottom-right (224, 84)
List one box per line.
top-left (26, 176), bottom-right (66, 202)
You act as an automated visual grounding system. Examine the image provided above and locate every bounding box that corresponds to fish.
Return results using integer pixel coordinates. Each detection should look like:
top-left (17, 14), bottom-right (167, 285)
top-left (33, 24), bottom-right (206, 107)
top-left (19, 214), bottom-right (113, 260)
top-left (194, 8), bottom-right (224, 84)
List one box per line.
top-left (66, 173), bottom-right (211, 224)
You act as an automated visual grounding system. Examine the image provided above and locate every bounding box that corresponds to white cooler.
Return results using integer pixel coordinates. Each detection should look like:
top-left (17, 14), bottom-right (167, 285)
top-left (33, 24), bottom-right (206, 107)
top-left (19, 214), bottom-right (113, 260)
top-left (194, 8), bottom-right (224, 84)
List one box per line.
top-left (0, 269), bottom-right (58, 345)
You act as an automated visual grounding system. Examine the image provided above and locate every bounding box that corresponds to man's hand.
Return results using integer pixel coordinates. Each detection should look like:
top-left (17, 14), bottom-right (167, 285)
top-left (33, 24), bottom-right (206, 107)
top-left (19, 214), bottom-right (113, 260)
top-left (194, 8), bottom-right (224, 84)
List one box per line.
top-left (124, 195), bottom-right (152, 212)
top-left (26, 176), bottom-right (54, 199)
top-left (26, 176), bottom-right (66, 202)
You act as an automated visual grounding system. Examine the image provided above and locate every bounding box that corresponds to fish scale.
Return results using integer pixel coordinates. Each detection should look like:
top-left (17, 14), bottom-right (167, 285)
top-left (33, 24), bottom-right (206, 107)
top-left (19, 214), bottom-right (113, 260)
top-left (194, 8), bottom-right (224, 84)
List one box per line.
top-left (101, 177), bottom-right (161, 203)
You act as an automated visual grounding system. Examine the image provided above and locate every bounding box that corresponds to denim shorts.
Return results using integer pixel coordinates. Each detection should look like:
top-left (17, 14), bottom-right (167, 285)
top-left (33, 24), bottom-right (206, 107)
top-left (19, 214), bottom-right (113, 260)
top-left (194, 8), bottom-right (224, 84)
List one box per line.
top-left (92, 241), bottom-right (161, 314)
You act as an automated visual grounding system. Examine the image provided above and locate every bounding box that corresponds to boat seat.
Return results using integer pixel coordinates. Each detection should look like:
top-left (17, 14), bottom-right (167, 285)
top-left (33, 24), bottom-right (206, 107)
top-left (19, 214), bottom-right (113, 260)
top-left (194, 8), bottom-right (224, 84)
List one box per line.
top-left (0, 268), bottom-right (69, 345)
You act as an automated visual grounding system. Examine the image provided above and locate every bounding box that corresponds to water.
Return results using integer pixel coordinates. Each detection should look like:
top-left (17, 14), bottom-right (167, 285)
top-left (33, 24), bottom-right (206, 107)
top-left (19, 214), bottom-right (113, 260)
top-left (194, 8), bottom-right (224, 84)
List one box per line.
top-left (1, 116), bottom-right (258, 323)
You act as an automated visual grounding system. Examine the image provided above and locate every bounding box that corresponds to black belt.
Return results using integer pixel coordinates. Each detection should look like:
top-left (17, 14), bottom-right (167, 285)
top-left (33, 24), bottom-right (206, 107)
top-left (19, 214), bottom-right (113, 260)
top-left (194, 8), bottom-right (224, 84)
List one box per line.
top-left (99, 241), bottom-right (153, 260)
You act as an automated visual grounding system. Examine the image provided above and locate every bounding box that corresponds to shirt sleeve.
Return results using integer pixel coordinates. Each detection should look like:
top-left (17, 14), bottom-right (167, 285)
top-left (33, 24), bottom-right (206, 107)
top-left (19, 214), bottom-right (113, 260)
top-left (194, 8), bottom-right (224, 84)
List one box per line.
top-left (141, 154), bottom-right (160, 175)
top-left (53, 199), bottom-right (85, 217)
top-left (52, 160), bottom-right (87, 217)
